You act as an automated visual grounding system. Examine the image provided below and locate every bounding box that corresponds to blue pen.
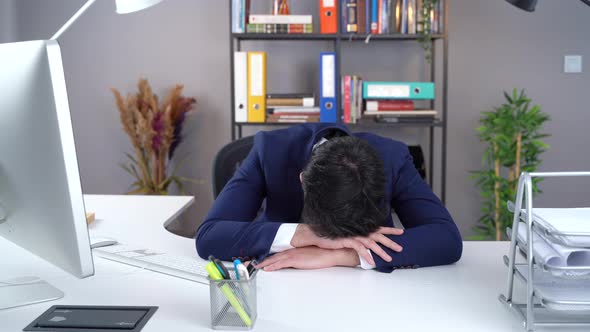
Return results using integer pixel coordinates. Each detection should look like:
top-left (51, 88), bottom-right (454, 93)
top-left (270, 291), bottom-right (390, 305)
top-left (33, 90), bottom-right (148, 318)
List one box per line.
top-left (233, 259), bottom-right (252, 314)
top-left (234, 259), bottom-right (249, 280)
top-left (233, 259), bottom-right (242, 280)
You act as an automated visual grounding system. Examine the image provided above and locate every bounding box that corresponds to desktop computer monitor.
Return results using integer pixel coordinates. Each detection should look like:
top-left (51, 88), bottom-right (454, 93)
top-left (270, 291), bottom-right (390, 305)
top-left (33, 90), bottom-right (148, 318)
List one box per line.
top-left (0, 40), bottom-right (94, 309)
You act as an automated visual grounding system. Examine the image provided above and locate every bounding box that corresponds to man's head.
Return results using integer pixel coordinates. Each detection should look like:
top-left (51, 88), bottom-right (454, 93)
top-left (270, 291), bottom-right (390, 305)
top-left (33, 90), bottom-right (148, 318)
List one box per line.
top-left (300, 136), bottom-right (387, 239)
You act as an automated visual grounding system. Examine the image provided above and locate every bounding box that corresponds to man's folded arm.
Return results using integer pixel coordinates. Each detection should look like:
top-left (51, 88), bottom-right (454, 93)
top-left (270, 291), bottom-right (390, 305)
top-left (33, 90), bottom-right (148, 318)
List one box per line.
top-left (195, 135), bottom-right (286, 261)
top-left (371, 145), bottom-right (463, 273)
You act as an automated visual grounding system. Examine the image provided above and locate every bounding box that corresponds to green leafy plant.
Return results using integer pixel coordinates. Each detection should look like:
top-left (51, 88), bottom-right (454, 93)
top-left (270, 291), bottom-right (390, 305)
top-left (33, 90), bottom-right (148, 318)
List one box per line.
top-left (417, 0), bottom-right (437, 63)
top-left (472, 89), bottom-right (550, 240)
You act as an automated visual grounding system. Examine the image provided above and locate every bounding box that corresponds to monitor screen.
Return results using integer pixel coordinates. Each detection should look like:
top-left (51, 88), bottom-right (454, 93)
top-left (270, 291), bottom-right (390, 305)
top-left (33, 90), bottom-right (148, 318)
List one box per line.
top-left (0, 40), bottom-right (94, 279)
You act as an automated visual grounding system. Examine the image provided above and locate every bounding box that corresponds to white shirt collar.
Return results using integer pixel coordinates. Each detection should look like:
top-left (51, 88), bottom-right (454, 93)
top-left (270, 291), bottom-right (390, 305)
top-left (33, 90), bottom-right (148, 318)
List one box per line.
top-left (312, 137), bottom-right (329, 151)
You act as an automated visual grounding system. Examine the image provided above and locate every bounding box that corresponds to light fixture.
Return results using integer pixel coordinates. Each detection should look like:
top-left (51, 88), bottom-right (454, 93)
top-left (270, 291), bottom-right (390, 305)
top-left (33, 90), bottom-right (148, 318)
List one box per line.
top-left (51, 0), bottom-right (163, 40)
top-left (115, 0), bottom-right (164, 14)
top-left (505, 0), bottom-right (537, 12)
top-left (506, 0), bottom-right (590, 12)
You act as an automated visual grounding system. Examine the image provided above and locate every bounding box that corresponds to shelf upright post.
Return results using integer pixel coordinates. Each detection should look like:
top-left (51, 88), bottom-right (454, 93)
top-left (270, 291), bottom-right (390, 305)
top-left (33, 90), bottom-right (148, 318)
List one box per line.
top-left (229, 0), bottom-right (236, 141)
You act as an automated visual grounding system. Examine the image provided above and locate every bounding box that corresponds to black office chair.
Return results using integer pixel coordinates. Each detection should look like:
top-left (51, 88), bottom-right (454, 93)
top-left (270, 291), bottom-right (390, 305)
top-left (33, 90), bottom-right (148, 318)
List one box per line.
top-left (408, 145), bottom-right (426, 180)
top-left (212, 135), bottom-right (255, 199)
top-left (212, 136), bottom-right (427, 199)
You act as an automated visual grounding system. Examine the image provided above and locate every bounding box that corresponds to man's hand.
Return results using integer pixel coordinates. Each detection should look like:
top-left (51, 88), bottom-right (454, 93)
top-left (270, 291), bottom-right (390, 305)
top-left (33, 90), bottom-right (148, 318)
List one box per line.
top-left (255, 247), bottom-right (360, 271)
top-left (290, 225), bottom-right (404, 266)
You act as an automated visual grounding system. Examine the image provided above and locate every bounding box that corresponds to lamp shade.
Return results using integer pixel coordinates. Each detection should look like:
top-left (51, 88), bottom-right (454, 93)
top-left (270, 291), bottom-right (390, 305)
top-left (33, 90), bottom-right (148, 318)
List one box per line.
top-left (505, 0), bottom-right (537, 11)
top-left (115, 0), bottom-right (163, 14)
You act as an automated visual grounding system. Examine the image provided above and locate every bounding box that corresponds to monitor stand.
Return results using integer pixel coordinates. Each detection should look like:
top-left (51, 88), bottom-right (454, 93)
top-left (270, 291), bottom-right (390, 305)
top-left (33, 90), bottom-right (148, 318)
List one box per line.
top-left (0, 277), bottom-right (64, 310)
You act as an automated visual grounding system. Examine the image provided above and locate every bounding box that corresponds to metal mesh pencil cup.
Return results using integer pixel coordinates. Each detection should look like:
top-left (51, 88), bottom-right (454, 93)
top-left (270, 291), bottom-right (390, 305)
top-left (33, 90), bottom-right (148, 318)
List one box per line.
top-left (209, 270), bottom-right (257, 330)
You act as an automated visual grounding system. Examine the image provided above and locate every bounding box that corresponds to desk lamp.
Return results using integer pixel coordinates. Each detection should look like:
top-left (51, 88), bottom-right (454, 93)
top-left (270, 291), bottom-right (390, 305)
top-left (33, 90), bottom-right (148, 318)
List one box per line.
top-left (506, 0), bottom-right (590, 12)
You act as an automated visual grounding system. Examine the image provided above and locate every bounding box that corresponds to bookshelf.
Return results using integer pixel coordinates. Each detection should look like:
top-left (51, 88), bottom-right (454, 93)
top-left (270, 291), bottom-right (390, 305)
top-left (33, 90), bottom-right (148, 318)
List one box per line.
top-left (228, 1), bottom-right (449, 203)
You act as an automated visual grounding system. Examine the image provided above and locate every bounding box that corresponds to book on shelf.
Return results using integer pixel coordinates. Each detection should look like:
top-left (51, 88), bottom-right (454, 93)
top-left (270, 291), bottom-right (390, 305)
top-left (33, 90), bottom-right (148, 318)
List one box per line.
top-left (345, 0), bottom-right (359, 33)
top-left (363, 81), bottom-right (435, 100)
top-left (341, 0), bottom-right (444, 35)
top-left (246, 23), bottom-right (313, 34)
top-left (381, 0), bottom-right (389, 33)
top-left (267, 106), bottom-right (320, 115)
top-left (249, 14), bottom-right (313, 25)
top-left (231, 0), bottom-right (251, 33)
top-left (320, 52), bottom-right (338, 123)
top-left (364, 109), bottom-right (437, 116)
top-left (267, 114), bottom-right (320, 123)
top-left (267, 93), bottom-right (314, 99)
top-left (320, 0), bottom-right (338, 34)
top-left (342, 75), bottom-right (363, 124)
top-left (366, 99), bottom-right (414, 111)
top-left (267, 96), bottom-right (315, 107)
top-left (272, 0), bottom-right (290, 15)
top-left (247, 52), bottom-right (267, 122)
top-left (358, 0), bottom-right (367, 34)
top-left (374, 116), bottom-right (436, 123)
top-left (234, 52), bottom-right (248, 122)
top-left (407, 0), bottom-right (416, 34)
top-left (370, 110), bottom-right (437, 124)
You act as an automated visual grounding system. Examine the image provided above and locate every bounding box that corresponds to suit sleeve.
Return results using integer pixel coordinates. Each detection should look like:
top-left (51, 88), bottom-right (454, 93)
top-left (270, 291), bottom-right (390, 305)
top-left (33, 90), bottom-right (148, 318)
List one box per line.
top-left (195, 133), bottom-right (283, 261)
top-left (373, 144), bottom-right (463, 273)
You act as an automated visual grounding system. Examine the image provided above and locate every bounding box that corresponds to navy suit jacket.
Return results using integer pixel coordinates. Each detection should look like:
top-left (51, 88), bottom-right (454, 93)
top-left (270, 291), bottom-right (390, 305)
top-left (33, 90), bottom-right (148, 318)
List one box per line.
top-left (195, 124), bottom-right (462, 273)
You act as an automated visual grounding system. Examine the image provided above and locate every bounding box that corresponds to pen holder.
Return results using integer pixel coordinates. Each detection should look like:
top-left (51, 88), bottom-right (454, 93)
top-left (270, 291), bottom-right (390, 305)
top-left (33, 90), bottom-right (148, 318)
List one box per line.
top-left (209, 271), bottom-right (257, 330)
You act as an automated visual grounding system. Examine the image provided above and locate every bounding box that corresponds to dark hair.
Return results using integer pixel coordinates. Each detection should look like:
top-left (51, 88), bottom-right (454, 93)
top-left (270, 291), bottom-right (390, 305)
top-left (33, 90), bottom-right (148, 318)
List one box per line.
top-left (301, 136), bottom-right (387, 238)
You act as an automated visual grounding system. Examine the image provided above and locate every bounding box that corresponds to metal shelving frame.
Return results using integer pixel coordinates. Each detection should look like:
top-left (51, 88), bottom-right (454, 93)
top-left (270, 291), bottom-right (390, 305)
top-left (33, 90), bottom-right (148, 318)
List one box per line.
top-left (228, 0), bottom-right (449, 202)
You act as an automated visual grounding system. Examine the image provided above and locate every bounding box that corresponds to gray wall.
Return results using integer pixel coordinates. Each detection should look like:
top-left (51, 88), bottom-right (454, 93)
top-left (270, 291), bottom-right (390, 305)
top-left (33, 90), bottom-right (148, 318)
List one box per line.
top-left (447, 0), bottom-right (590, 236)
top-left (10, 0), bottom-right (590, 238)
top-left (0, 0), bottom-right (16, 43)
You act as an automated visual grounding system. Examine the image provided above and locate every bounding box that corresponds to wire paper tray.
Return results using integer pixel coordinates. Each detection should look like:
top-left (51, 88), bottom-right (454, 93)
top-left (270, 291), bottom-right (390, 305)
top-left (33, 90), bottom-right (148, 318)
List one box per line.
top-left (502, 172), bottom-right (590, 331)
top-left (503, 256), bottom-right (590, 311)
top-left (507, 227), bottom-right (590, 279)
top-left (512, 264), bottom-right (590, 311)
top-left (499, 294), bottom-right (590, 327)
top-left (507, 201), bottom-right (590, 248)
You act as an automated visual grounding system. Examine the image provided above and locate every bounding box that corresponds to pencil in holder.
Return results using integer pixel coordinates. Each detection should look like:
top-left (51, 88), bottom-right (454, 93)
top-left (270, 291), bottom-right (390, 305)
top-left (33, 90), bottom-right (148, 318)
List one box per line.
top-left (209, 270), bottom-right (257, 330)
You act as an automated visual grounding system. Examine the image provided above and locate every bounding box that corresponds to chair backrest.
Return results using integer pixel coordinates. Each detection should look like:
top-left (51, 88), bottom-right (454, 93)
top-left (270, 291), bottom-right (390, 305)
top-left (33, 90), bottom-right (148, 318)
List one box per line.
top-left (408, 145), bottom-right (427, 180)
top-left (212, 135), bottom-right (255, 199)
top-left (211, 136), bottom-right (427, 199)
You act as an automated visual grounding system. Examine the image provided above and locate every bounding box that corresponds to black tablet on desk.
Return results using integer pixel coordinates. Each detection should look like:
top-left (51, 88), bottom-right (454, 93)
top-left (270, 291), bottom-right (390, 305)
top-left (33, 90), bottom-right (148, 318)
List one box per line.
top-left (23, 305), bottom-right (158, 332)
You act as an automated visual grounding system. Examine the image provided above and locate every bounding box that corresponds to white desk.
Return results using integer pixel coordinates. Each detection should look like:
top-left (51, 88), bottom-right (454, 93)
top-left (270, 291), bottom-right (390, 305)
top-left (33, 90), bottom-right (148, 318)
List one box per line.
top-left (0, 195), bottom-right (578, 331)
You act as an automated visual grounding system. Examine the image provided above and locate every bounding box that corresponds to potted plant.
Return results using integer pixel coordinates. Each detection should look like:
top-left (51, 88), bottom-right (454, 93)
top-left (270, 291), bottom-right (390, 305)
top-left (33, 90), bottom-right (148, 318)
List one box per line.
top-left (472, 89), bottom-right (550, 240)
top-left (112, 79), bottom-right (196, 195)
top-left (417, 0), bottom-right (438, 63)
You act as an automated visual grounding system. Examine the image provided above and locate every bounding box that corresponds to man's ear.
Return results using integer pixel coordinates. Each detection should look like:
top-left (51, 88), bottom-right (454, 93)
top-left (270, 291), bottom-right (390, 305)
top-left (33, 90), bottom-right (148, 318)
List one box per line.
top-left (299, 172), bottom-right (303, 183)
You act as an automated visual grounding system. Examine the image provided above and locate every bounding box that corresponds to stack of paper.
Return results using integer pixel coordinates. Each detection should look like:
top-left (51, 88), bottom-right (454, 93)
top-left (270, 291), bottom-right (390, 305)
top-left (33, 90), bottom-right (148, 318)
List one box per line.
top-left (531, 208), bottom-right (590, 247)
top-left (516, 222), bottom-right (590, 278)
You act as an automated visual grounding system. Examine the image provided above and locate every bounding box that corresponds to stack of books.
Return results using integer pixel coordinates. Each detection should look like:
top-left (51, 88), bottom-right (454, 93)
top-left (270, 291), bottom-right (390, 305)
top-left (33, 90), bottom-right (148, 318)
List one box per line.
top-left (231, 1), bottom-right (313, 34)
top-left (266, 94), bottom-right (319, 123)
top-left (365, 100), bottom-right (437, 123)
top-left (342, 75), bottom-right (363, 124)
top-left (362, 81), bottom-right (437, 123)
top-left (247, 15), bottom-right (313, 34)
top-left (341, 0), bottom-right (445, 35)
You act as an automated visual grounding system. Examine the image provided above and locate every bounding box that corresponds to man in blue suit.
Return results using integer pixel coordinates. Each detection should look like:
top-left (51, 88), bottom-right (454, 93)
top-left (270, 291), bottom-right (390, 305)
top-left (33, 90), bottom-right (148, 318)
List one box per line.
top-left (196, 124), bottom-right (462, 273)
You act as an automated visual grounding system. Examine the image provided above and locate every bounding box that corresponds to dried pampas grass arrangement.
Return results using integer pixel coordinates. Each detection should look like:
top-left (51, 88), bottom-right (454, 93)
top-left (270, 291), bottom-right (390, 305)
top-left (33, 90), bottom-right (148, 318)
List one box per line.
top-left (112, 78), bottom-right (196, 195)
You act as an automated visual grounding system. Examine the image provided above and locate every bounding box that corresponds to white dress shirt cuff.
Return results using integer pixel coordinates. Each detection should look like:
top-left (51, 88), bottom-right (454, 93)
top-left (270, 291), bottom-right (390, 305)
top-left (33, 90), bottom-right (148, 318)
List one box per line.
top-left (358, 250), bottom-right (376, 270)
top-left (270, 223), bottom-right (299, 253)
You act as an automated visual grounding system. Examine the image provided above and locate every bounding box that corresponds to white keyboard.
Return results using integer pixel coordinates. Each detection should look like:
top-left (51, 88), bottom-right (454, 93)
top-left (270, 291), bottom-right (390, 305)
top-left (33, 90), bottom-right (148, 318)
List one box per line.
top-left (93, 244), bottom-right (209, 284)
